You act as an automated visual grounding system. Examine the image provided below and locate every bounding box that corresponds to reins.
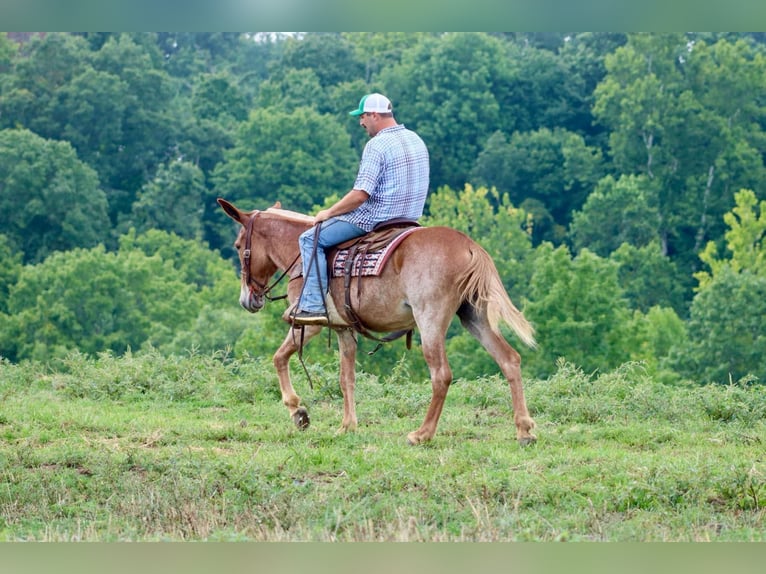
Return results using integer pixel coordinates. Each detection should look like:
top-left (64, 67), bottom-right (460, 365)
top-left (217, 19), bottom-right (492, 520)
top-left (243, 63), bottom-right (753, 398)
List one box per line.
top-left (242, 212), bottom-right (317, 389)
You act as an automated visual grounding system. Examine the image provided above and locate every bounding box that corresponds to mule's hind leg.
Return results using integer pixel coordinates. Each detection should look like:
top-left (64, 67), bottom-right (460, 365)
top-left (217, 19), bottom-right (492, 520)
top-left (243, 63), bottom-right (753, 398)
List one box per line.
top-left (273, 325), bottom-right (323, 430)
top-left (458, 304), bottom-right (536, 446)
top-left (407, 321), bottom-right (454, 445)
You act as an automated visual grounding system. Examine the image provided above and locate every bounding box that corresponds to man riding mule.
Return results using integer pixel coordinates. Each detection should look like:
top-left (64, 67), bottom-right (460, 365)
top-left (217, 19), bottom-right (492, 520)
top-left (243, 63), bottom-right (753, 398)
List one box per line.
top-left (293, 93), bottom-right (430, 326)
top-left (217, 200), bottom-right (538, 446)
top-left (216, 93), bottom-right (537, 446)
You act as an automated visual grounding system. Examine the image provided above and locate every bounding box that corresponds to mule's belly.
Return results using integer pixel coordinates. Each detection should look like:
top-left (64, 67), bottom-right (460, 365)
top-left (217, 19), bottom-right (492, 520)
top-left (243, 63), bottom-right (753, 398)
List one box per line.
top-left (328, 276), bottom-right (415, 332)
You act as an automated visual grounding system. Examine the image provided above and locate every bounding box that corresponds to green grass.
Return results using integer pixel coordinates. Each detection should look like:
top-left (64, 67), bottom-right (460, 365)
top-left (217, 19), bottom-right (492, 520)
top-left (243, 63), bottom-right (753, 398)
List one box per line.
top-left (0, 352), bottom-right (764, 541)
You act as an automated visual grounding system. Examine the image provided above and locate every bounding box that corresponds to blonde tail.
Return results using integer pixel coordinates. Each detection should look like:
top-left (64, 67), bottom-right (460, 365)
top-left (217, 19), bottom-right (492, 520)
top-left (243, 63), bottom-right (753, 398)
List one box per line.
top-left (456, 245), bottom-right (537, 349)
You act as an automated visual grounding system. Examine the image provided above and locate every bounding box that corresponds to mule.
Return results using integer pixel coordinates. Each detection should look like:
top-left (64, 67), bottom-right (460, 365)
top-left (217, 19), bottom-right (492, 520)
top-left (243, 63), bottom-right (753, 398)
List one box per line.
top-left (218, 198), bottom-right (537, 446)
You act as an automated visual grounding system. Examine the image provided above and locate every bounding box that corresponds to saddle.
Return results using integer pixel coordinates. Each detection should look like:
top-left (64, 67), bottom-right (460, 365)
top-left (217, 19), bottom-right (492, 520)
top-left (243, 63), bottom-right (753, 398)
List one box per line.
top-left (335, 219), bottom-right (420, 349)
top-left (295, 218), bottom-right (421, 350)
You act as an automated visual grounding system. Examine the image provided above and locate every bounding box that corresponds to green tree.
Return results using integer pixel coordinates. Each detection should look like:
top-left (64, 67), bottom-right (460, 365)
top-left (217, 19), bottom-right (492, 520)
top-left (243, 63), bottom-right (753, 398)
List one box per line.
top-left (610, 241), bottom-right (688, 316)
top-left (471, 127), bottom-right (605, 241)
top-left (90, 34), bottom-right (180, 218)
top-left (669, 189), bottom-right (766, 384)
top-left (380, 33), bottom-right (511, 190)
top-left (0, 32), bottom-right (16, 73)
top-left (0, 235), bottom-right (22, 314)
top-left (255, 68), bottom-right (324, 113)
top-left (342, 33), bottom-right (432, 83)
top-left (524, 244), bottom-right (631, 377)
top-left (0, 230), bottom-right (240, 363)
top-left (130, 161), bottom-right (207, 240)
top-left (624, 305), bottom-right (686, 382)
top-left (0, 128), bottom-right (109, 263)
top-left (157, 33), bottom-right (246, 77)
top-left (498, 39), bottom-right (589, 135)
top-left (557, 32), bottom-right (628, 141)
top-left (1, 245), bottom-right (164, 361)
top-left (695, 189), bottom-right (766, 289)
top-left (0, 33), bottom-right (91, 135)
top-left (191, 71), bottom-right (249, 123)
top-left (593, 34), bottom-right (766, 273)
top-left (279, 33), bottom-right (364, 88)
top-left (569, 174), bottom-right (660, 257)
top-left (211, 106), bottom-right (357, 215)
top-left (117, 229), bottom-right (236, 304)
top-left (669, 267), bottom-right (766, 384)
top-left (0, 33), bottom-right (182, 224)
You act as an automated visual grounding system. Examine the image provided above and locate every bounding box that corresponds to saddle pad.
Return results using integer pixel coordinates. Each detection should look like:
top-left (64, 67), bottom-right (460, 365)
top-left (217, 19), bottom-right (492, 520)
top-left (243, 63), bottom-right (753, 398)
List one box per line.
top-left (331, 227), bottom-right (420, 278)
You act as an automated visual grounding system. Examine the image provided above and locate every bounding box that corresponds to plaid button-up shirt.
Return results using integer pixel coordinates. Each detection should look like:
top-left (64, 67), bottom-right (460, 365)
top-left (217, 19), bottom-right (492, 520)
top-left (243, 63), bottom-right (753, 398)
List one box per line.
top-left (339, 124), bottom-right (430, 232)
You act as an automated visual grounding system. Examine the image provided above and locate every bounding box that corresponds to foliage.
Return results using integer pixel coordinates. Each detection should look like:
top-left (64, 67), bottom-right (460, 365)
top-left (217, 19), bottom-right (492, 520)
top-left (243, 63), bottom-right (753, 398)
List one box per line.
top-left (0, 32), bottom-right (765, 384)
top-left (696, 188), bottom-right (766, 289)
top-left (668, 189), bottom-right (766, 384)
top-left (609, 241), bottom-right (689, 316)
top-left (592, 34), bottom-right (766, 274)
top-left (471, 128), bottom-right (605, 244)
top-left (0, 231), bottom-right (240, 363)
top-left (524, 245), bottom-right (631, 377)
top-left (0, 128), bottom-right (109, 263)
top-left (569, 174), bottom-right (659, 257)
top-left (379, 33), bottom-right (513, 190)
top-left (211, 106), bottom-right (357, 214)
top-left (0, 33), bottom-right (181, 222)
top-left (0, 235), bottom-right (22, 314)
top-left (129, 160), bottom-right (208, 240)
top-left (669, 267), bottom-right (766, 385)
top-left (279, 33), bottom-right (365, 88)
top-left (623, 306), bottom-right (687, 382)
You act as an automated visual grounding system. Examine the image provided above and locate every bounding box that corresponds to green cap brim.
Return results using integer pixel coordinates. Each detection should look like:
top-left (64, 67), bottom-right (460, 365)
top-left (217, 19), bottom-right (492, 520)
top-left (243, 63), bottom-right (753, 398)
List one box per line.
top-left (349, 94), bottom-right (368, 116)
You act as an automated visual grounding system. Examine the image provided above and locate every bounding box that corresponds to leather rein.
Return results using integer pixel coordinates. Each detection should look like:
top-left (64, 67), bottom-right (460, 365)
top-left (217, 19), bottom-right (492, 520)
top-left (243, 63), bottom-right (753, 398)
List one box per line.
top-left (242, 212), bottom-right (298, 302)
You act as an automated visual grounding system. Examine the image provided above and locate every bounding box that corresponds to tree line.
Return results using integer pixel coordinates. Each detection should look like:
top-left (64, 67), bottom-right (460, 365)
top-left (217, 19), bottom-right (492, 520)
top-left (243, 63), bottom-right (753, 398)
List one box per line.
top-left (0, 32), bottom-right (764, 384)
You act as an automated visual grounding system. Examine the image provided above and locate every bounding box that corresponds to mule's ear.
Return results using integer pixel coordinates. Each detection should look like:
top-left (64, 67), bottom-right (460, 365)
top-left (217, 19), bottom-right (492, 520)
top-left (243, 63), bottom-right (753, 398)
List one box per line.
top-left (218, 198), bottom-right (243, 224)
top-left (271, 201), bottom-right (282, 209)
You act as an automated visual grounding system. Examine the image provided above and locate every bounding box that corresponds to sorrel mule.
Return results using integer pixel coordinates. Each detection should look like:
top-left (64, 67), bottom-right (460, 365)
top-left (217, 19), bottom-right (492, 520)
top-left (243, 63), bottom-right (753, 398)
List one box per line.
top-left (218, 198), bottom-right (537, 445)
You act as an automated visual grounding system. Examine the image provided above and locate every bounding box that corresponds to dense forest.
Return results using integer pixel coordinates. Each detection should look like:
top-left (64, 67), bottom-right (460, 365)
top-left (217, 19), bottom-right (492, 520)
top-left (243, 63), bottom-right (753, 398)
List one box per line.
top-left (0, 32), bottom-right (764, 384)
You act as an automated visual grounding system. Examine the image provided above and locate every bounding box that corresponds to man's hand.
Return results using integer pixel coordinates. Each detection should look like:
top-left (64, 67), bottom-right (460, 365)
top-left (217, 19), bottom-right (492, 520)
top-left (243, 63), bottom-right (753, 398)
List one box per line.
top-left (313, 189), bottom-right (369, 226)
top-left (314, 209), bottom-right (332, 224)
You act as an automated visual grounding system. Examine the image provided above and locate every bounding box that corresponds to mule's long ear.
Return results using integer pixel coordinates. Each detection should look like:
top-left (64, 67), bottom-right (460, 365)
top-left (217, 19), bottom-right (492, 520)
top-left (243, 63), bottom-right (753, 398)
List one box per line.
top-left (218, 198), bottom-right (243, 224)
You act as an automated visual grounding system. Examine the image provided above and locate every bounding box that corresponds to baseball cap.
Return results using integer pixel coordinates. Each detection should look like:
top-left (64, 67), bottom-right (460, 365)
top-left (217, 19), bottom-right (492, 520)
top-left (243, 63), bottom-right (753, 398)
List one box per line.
top-left (349, 93), bottom-right (392, 116)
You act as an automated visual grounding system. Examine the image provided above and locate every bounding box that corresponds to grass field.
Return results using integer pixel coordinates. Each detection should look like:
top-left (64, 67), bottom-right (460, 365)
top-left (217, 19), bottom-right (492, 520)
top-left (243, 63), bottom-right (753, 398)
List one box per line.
top-left (1, 350), bottom-right (764, 541)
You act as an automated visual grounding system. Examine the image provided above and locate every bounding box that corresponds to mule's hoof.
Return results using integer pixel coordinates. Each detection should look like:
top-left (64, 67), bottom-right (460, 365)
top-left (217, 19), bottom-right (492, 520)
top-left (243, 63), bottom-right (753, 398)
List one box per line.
top-left (292, 408), bottom-right (310, 430)
top-left (407, 431), bottom-right (429, 445)
top-left (518, 435), bottom-right (537, 447)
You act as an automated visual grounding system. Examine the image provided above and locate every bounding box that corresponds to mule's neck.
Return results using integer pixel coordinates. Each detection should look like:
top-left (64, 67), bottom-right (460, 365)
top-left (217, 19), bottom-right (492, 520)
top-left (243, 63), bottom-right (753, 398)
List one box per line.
top-left (258, 216), bottom-right (310, 271)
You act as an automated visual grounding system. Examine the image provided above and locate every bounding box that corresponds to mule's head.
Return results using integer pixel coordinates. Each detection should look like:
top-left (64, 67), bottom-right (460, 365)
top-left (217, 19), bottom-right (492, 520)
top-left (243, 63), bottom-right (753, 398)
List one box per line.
top-left (218, 198), bottom-right (278, 313)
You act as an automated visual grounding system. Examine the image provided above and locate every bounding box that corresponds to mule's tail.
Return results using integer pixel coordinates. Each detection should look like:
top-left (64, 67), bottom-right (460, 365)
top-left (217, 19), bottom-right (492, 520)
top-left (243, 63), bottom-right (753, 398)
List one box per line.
top-left (456, 244), bottom-right (537, 349)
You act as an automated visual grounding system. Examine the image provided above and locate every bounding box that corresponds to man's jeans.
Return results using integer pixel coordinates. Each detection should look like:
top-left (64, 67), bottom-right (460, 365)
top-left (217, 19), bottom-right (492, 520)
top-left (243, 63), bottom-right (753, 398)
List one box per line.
top-left (298, 218), bottom-right (366, 312)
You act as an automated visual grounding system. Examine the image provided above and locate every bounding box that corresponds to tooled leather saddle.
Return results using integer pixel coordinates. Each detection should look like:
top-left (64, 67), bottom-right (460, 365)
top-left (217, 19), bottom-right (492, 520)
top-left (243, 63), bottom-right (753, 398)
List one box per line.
top-left (293, 218), bottom-right (421, 349)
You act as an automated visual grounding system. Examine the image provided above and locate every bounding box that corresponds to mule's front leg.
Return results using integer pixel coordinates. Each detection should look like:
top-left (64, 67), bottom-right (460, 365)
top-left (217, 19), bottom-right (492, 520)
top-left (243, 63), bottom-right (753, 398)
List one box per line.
top-left (273, 325), bottom-right (323, 430)
top-left (336, 329), bottom-right (358, 433)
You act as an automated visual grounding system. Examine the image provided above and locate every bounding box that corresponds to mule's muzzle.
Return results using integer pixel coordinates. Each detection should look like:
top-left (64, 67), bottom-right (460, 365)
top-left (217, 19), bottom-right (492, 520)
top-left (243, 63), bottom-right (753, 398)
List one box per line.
top-left (240, 286), bottom-right (264, 313)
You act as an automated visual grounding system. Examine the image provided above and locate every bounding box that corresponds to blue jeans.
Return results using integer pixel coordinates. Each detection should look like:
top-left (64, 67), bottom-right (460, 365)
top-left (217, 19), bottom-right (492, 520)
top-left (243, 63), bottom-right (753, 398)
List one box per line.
top-left (298, 218), bottom-right (366, 312)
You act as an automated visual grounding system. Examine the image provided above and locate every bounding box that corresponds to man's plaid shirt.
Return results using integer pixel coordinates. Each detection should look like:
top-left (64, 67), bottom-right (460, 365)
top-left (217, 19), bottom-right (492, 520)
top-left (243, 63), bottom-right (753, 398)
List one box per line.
top-left (340, 124), bottom-right (430, 232)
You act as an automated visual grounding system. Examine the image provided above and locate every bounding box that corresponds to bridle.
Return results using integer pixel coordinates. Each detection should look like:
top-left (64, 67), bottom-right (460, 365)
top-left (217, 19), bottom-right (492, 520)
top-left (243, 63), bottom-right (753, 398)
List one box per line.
top-left (241, 212), bottom-right (299, 302)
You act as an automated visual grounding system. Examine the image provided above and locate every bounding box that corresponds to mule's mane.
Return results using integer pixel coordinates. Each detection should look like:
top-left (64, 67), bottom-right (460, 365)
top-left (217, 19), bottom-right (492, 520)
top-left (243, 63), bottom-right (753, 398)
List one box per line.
top-left (262, 207), bottom-right (314, 225)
